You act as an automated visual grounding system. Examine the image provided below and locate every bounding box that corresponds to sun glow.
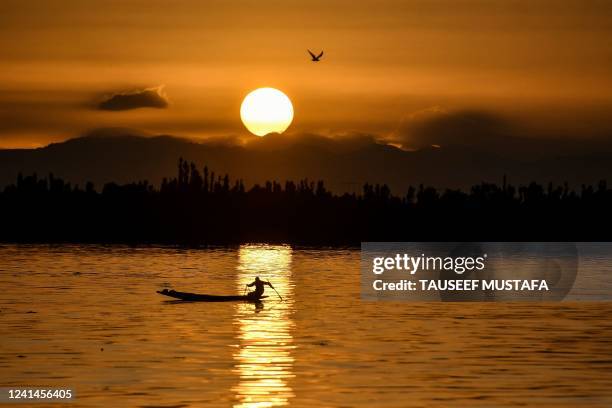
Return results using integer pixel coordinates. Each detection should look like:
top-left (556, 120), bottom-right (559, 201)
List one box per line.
top-left (240, 88), bottom-right (294, 137)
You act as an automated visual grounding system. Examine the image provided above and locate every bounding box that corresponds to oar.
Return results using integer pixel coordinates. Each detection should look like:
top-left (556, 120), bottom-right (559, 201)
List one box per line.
top-left (269, 282), bottom-right (283, 301)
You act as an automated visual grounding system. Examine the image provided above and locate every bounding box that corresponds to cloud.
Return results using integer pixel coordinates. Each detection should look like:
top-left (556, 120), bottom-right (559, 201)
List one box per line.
top-left (384, 106), bottom-right (612, 161)
top-left (387, 107), bottom-right (516, 151)
top-left (98, 86), bottom-right (168, 111)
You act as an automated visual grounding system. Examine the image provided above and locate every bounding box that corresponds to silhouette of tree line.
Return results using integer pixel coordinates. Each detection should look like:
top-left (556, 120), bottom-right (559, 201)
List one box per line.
top-left (1, 158), bottom-right (611, 244)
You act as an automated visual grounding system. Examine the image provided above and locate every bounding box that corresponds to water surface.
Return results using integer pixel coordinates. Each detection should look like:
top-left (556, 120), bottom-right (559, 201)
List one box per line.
top-left (1, 244), bottom-right (612, 407)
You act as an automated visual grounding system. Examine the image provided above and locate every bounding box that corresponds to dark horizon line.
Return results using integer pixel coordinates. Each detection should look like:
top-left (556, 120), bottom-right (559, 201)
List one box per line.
top-left (4, 156), bottom-right (609, 198)
top-left (2, 157), bottom-right (612, 245)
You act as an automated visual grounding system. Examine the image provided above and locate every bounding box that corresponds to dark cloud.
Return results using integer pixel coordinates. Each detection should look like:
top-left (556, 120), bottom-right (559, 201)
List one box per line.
top-left (386, 107), bottom-right (612, 159)
top-left (388, 107), bottom-right (515, 150)
top-left (98, 86), bottom-right (168, 111)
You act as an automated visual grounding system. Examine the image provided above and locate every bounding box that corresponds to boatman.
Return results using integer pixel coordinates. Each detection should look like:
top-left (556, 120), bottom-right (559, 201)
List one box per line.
top-left (246, 276), bottom-right (273, 299)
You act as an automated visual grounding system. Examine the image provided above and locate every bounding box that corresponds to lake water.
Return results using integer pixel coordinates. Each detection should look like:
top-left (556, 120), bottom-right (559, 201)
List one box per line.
top-left (1, 244), bottom-right (612, 407)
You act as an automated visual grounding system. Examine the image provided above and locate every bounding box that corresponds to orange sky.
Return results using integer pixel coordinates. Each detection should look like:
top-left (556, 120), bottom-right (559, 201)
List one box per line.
top-left (0, 0), bottom-right (611, 148)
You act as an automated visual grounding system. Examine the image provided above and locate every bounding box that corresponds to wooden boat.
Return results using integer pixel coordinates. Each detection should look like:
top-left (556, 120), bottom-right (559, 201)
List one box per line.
top-left (157, 289), bottom-right (267, 302)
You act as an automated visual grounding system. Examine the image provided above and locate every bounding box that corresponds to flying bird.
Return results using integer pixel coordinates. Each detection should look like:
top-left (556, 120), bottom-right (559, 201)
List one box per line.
top-left (308, 49), bottom-right (324, 62)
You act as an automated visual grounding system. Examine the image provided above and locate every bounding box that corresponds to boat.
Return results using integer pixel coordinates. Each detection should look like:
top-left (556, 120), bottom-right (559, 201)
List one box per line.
top-left (157, 289), bottom-right (268, 302)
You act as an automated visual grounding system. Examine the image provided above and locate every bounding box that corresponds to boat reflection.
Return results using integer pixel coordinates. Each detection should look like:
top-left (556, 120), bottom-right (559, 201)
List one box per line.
top-left (233, 244), bottom-right (295, 408)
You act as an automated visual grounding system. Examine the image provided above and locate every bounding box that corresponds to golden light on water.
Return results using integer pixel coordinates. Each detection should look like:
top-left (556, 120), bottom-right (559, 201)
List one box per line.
top-left (233, 244), bottom-right (295, 407)
top-left (240, 88), bottom-right (294, 137)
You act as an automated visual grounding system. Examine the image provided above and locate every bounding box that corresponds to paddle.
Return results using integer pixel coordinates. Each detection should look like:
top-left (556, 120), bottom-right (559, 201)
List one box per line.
top-left (268, 282), bottom-right (283, 301)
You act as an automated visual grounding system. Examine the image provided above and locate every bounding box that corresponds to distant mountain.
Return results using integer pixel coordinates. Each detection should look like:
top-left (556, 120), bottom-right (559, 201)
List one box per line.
top-left (1, 129), bottom-right (612, 193)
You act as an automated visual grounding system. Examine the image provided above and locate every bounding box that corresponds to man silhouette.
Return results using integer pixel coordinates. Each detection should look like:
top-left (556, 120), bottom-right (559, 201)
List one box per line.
top-left (246, 276), bottom-right (273, 299)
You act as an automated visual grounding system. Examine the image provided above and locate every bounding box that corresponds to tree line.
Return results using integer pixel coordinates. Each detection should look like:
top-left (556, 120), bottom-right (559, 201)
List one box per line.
top-left (1, 158), bottom-right (610, 244)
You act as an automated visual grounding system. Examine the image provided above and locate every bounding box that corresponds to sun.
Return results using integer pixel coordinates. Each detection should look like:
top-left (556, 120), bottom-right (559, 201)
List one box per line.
top-left (240, 88), bottom-right (294, 137)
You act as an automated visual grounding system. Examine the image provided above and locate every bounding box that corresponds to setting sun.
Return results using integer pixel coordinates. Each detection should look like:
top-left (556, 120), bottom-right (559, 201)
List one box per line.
top-left (240, 87), bottom-right (294, 137)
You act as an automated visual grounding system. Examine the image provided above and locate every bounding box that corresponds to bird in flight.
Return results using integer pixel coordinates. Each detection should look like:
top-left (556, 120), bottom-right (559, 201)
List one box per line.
top-left (308, 49), bottom-right (324, 62)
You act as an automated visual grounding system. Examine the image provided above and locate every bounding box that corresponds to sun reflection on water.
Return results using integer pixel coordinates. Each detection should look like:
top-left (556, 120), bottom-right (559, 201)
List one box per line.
top-left (233, 244), bottom-right (295, 408)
